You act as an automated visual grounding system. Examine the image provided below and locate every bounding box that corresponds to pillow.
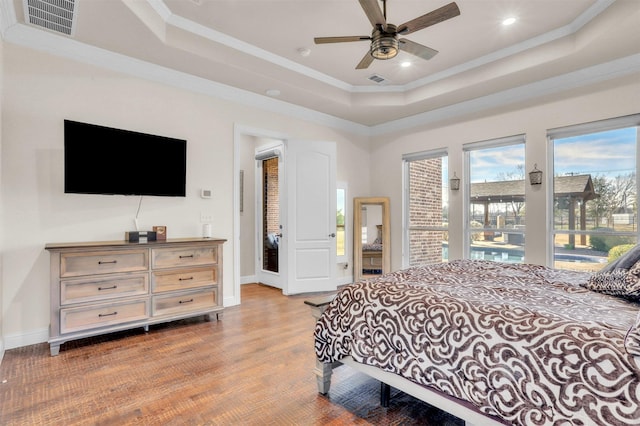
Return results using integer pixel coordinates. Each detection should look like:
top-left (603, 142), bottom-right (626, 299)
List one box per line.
top-left (625, 310), bottom-right (640, 358)
top-left (584, 259), bottom-right (640, 300)
top-left (600, 244), bottom-right (640, 273)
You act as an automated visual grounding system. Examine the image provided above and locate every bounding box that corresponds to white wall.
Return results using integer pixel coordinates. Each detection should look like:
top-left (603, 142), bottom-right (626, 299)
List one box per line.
top-left (238, 134), bottom-right (257, 281)
top-left (0, 42), bottom-right (370, 348)
top-left (0, 39), bottom-right (4, 360)
top-left (370, 75), bottom-right (640, 272)
top-left (3, 38), bottom-right (638, 351)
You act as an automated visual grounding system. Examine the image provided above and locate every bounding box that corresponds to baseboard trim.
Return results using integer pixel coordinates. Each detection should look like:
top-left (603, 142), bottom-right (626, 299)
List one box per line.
top-left (240, 275), bottom-right (257, 285)
top-left (4, 327), bottom-right (49, 350)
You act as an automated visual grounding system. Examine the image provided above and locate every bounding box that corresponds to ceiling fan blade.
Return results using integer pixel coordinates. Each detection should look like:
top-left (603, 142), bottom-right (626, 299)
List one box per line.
top-left (314, 36), bottom-right (371, 44)
top-left (356, 52), bottom-right (374, 70)
top-left (359, 0), bottom-right (387, 31)
top-left (397, 2), bottom-right (460, 35)
top-left (399, 39), bottom-right (438, 60)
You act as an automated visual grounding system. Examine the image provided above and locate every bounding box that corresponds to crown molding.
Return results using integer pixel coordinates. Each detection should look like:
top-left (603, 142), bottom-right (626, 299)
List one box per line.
top-left (1, 23), bottom-right (372, 136)
top-left (370, 53), bottom-right (640, 136)
top-left (1, 5), bottom-right (638, 138)
top-left (142, 0), bottom-right (616, 95)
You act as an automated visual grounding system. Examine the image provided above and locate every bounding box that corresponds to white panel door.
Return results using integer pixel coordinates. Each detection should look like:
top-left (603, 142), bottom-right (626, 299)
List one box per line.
top-left (285, 140), bottom-right (337, 294)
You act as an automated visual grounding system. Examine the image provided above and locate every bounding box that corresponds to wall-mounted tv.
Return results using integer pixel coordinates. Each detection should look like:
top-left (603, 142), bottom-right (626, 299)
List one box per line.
top-left (64, 120), bottom-right (187, 197)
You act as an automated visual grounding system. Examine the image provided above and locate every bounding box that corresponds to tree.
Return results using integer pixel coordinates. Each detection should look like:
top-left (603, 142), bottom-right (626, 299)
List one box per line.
top-left (586, 172), bottom-right (636, 228)
top-left (495, 164), bottom-right (525, 224)
top-left (588, 175), bottom-right (614, 227)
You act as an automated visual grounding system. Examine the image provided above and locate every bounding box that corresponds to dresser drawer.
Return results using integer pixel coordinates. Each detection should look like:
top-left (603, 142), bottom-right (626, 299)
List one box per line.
top-left (61, 250), bottom-right (149, 278)
top-left (152, 267), bottom-right (217, 293)
top-left (61, 273), bottom-right (149, 305)
top-left (60, 299), bottom-right (149, 334)
top-left (152, 289), bottom-right (217, 317)
top-left (152, 246), bottom-right (217, 269)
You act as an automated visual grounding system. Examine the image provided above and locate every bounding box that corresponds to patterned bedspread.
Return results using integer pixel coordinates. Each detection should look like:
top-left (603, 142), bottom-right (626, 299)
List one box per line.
top-left (314, 260), bottom-right (640, 425)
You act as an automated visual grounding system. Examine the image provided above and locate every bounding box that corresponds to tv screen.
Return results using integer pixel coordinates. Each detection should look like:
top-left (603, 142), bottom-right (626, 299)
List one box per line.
top-left (64, 120), bottom-right (187, 197)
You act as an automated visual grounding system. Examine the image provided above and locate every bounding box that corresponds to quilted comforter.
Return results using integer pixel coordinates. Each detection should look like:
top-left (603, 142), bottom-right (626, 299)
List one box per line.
top-left (314, 260), bottom-right (640, 425)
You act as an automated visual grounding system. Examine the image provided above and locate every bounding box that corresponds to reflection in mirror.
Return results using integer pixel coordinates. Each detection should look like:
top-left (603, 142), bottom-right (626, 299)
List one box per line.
top-left (354, 197), bottom-right (390, 282)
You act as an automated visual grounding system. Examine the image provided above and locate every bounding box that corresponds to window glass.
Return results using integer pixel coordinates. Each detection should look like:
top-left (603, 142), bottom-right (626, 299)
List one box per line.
top-left (404, 153), bottom-right (448, 265)
top-left (552, 124), bottom-right (638, 271)
top-left (466, 139), bottom-right (525, 263)
top-left (336, 184), bottom-right (347, 261)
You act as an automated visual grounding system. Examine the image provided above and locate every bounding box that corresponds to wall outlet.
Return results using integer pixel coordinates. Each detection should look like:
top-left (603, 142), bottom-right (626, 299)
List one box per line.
top-left (200, 213), bottom-right (213, 223)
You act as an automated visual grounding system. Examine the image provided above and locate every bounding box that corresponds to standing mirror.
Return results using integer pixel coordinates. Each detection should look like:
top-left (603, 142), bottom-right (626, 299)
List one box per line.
top-left (353, 197), bottom-right (390, 282)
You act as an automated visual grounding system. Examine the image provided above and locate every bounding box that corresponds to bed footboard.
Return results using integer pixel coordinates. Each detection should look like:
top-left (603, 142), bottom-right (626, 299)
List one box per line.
top-left (305, 294), bottom-right (339, 394)
top-left (305, 294), bottom-right (505, 426)
top-left (314, 359), bottom-right (341, 394)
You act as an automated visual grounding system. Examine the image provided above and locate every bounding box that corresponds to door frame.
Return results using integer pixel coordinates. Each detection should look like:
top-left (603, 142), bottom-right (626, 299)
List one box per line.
top-left (233, 125), bottom-right (289, 304)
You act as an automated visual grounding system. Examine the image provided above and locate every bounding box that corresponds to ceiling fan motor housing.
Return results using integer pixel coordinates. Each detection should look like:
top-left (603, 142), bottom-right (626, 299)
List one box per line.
top-left (370, 24), bottom-right (398, 60)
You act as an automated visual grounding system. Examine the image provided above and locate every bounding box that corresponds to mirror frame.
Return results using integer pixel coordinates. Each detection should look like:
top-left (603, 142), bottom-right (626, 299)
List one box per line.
top-left (353, 197), bottom-right (390, 282)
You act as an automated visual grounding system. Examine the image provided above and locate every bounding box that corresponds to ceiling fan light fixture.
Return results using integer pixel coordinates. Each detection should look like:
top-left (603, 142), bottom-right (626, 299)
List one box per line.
top-left (370, 26), bottom-right (399, 60)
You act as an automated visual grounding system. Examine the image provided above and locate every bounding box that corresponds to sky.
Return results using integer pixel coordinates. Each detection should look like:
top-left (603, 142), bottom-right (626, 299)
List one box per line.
top-left (554, 127), bottom-right (636, 178)
top-left (469, 143), bottom-right (525, 183)
top-left (466, 127), bottom-right (637, 183)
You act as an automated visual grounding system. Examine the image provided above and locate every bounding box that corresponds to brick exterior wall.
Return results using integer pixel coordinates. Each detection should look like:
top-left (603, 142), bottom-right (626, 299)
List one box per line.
top-left (263, 158), bottom-right (279, 235)
top-left (408, 158), bottom-right (444, 265)
top-left (262, 157), bottom-right (279, 271)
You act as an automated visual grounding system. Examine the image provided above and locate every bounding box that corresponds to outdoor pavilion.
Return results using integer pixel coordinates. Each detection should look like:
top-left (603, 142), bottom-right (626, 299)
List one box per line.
top-left (470, 174), bottom-right (598, 246)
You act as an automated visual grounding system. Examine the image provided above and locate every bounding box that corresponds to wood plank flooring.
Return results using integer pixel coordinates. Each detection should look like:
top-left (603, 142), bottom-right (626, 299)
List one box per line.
top-left (0, 284), bottom-right (463, 425)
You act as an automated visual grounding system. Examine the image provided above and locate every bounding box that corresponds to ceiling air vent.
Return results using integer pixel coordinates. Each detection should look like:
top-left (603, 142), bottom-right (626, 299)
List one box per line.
top-left (367, 74), bottom-right (389, 85)
top-left (24, 0), bottom-right (77, 36)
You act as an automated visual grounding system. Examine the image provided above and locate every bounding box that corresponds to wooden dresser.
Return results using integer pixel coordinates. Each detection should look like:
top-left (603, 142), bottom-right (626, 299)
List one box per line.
top-left (45, 237), bottom-right (225, 356)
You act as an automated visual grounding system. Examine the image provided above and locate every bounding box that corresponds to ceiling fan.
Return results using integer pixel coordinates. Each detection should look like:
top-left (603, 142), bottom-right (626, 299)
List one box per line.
top-left (314, 0), bottom-right (460, 69)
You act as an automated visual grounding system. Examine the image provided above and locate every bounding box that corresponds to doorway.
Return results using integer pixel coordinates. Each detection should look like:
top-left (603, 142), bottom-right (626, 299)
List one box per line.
top-left (233, 125), bottom-right (338, 301)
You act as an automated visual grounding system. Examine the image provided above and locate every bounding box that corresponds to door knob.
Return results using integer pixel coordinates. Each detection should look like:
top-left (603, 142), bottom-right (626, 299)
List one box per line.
top-left (329, 233), bottom-right (336, 238)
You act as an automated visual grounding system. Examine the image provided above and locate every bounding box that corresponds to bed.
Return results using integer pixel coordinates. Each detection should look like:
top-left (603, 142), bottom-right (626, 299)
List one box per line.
top-left (310, 259), bottom-right (640, 426)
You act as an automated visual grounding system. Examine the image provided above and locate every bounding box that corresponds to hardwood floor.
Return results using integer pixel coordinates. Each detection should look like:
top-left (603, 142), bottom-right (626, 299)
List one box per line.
top-left (0, 284), bottom-right (463, 425)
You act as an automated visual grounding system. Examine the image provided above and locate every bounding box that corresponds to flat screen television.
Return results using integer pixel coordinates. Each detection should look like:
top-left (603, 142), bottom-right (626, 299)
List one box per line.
top-left (64, 120), bottom-right (187, 197)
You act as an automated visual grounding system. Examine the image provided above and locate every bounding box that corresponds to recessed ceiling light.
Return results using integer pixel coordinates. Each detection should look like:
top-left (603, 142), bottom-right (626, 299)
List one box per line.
top-left (401, 61), bottom-right (412, 68)
top-left (297, 47), bottom-right (311, 57)
top-left (502, 17), bottom-right (517, 26)
top-left (265, 89), bottom-right (281, 97)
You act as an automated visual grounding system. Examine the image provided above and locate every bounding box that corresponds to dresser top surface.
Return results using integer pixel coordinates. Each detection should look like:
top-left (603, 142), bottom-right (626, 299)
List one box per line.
top-left (45, 237), bottom-right (226, 251)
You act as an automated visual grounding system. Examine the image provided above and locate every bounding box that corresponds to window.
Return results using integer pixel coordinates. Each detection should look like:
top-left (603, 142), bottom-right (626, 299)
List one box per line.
top-left (464, 136), bottom-right (526, 263)
top-left (550, 114), bottom-right (640, 271)
top-left (336, 183), bottom-right (347, 262)
top-left (402, 150), bottom-right (448, 267)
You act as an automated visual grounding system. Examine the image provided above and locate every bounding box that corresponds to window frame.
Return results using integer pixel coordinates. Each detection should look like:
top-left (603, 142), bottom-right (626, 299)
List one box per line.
top-left (463, 134), bottom-right (527, 262)
top-left (336, 181), bottom-right (348, 263)
top-left (546, 114), bottom-right (640, 269)
top-left (402, 148), bottom-right (449, 269)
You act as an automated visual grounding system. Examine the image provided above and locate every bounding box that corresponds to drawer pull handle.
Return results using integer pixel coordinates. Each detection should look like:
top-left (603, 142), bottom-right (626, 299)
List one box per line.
top-left (179, 255), bottom-right (194, 259)
top-left (179, 277), bottom-right (194, 281)
top-left (99, 311), bottom-right (118, 317)
top-left (98, 285), bottom-right (118, 291)
top-left (179, 299), bottom-right (194, 304)
top-left (98, 260), bottom-right (117, 265)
